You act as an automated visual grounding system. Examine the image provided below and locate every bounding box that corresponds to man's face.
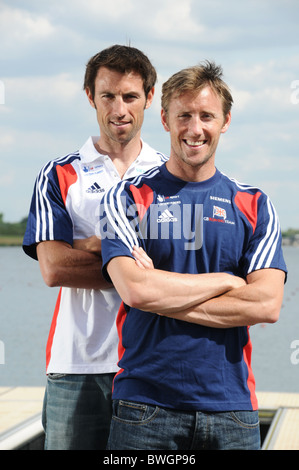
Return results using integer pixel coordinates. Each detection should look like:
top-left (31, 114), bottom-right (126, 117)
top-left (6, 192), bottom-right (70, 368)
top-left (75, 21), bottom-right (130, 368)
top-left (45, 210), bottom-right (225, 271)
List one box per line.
top-left (86, 66), bottom-right (154, 147)
top-left (161, 86), bottom-right (231, 181)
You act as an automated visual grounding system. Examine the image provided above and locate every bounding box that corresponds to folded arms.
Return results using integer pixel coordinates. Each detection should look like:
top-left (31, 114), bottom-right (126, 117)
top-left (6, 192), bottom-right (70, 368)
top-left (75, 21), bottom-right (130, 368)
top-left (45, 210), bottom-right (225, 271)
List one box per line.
top-left (107, 246), bottom-right (285, 328)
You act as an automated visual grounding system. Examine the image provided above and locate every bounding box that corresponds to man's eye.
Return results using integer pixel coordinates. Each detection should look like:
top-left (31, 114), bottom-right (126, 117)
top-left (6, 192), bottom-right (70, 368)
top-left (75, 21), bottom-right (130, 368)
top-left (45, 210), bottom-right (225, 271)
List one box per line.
top-left (201, 113), bottom-right (213, 120)
top-left (124, 94), bottom-right (138, 101)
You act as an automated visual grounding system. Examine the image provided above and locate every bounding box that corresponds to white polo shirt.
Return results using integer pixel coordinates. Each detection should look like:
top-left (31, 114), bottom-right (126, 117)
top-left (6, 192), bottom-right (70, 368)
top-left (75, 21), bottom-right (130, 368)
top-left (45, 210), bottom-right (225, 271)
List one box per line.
top-left (23, 136), bottom-right (167, 374)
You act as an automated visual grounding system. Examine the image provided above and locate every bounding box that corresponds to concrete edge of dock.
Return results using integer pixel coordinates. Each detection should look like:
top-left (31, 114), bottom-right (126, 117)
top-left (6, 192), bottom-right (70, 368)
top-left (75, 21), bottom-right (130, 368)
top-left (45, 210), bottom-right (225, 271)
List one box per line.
top-left (1, 387), bottom-right (299, 450)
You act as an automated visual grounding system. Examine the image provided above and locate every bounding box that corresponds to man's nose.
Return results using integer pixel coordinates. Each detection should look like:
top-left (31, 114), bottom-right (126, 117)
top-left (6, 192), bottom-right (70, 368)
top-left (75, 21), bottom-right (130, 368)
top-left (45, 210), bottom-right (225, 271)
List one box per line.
top-left (112, 96), bottom-right (127, 117)
top-left (189, 116), bottom-right (203, 135)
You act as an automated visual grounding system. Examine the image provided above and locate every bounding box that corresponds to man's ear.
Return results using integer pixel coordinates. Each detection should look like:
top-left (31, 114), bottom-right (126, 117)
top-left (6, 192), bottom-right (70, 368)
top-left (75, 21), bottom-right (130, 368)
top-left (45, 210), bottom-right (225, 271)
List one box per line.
top-left (221, 112), bottom-right (231, 134)
top-left (161, 108), bottom-right (170, 132)
top-left (145, 87), bottom-right (155, 109)
top-left (86, 88), bottom-right (96, 109)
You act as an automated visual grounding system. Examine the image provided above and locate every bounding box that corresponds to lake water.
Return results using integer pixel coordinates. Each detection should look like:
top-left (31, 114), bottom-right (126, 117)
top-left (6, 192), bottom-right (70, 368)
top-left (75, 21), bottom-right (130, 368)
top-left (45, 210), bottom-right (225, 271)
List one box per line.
top-left (0, 245), bottom-right (298, 393)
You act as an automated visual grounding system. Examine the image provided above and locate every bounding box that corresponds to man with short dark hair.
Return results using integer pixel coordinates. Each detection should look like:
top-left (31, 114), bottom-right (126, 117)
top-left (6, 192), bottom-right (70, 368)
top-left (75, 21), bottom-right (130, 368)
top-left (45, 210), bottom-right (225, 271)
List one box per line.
top-left (100, 61), bottom-right (287, 450)
top-left (23, 45), bottom-right (166, 450)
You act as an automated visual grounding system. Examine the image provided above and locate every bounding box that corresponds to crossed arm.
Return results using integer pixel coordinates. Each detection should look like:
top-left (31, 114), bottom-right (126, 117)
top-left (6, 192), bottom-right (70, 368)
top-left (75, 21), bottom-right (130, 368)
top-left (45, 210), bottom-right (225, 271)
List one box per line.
top-left (36, 236), bottom-right (111, 290)
top-left (107, 246), bottom-right (285, 328)
top-left (37, 235), bottom-right (285, 328)
top-left (161, 268), bottom-right (285, 328)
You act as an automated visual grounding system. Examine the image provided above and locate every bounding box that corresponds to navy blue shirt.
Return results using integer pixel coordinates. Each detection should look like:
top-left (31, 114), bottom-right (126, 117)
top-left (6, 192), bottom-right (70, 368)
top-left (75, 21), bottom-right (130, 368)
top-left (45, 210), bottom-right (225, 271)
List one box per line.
top-left (100, 164), bottom-right (287, 411)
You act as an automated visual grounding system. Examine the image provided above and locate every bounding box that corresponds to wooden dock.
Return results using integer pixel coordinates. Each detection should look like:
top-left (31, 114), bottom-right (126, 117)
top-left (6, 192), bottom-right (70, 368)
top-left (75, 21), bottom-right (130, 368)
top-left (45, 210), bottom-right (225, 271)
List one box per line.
top-left (0, 387), bottom-right (299, 450)
top-left (257, 391), bottom-right (299, 450)
top-left (0, 387), bottom-right (44, 450)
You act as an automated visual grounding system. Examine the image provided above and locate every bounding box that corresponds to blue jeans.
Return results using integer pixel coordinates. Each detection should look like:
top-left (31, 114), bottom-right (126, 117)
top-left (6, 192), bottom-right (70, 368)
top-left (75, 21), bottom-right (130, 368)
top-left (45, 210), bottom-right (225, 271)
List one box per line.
top-left (42, 373), bottom-right (115, 450)
top-left (107, 400), bottom-right (261, 450)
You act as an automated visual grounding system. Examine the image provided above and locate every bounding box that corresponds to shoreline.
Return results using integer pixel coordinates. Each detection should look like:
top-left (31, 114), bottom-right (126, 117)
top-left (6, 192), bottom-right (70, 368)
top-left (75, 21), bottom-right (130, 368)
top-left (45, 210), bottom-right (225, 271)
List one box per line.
top-left (0, 236), bottom-right (23, 246)
top-left (0, 236), bottom-right (298, 247)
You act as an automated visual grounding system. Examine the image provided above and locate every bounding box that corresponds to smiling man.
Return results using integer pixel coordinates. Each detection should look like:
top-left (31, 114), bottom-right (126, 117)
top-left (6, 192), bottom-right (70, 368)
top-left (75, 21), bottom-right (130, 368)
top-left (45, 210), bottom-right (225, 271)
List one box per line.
top-left (22, 45), bottom-right (166, 450)
top-left (100, 61), bottom-right (287, 450)
top-left (161, 84), bottom-right (230, 181)
top-left (85, 65), bottom-right (154, 176)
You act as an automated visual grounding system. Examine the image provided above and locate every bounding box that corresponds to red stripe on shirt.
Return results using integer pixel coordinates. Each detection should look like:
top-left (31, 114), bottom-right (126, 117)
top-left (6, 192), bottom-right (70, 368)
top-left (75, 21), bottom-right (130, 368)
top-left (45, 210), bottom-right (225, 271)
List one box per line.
top-left (56, 163), bottom-right (78, 205)
top-left (129, 183), bottom-right (154, 221)
top-left (234, 191), bottom-right (261, 234)
top-left (112, 301), bottom-right (128, 386)
top-left (46, 287), bottom-right (62, 371)
top-left (243, 327), bottom-right (258, 410)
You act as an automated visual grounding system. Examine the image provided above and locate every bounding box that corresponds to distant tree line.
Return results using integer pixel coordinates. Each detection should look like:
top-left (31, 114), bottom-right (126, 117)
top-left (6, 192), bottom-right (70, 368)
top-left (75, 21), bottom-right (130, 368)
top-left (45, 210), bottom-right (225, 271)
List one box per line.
top-left (282, 228), bottom-right (299, 237)
top-left (0, 213), bottom-right (28, 236)
top-left (0, 212), bottom-right (298, 240)
top-left (281, 228), bottom-right (299, 240)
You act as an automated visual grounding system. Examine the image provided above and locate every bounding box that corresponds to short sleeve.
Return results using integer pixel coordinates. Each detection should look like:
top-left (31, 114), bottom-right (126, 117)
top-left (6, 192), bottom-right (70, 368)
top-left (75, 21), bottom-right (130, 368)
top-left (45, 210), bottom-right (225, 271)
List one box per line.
top-left (240, 193), bottom-right (287, 277)
top-left (100, 181), bottom-right (139, 282)
top-left (23, 161), bottom-right (73, 260)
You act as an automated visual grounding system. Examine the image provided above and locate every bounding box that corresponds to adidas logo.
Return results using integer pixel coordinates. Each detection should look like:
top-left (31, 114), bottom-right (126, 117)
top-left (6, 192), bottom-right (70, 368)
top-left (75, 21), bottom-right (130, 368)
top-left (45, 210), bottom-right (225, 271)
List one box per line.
top-left (157, 209), bottom-right (178, 223)
top-left (86, 182), bottom-right (105, 194)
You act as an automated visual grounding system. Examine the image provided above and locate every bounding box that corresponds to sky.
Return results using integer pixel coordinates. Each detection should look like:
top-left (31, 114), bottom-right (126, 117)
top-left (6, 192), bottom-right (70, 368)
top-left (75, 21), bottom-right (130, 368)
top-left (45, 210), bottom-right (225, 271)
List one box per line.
top-left (0, 0), bottom-right (298, 231)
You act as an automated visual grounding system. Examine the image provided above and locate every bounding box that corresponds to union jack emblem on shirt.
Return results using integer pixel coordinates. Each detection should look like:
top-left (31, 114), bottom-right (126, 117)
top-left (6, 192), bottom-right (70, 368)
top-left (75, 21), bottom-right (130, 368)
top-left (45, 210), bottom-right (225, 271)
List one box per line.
top-left (213, 205), bottom-right (226, 219)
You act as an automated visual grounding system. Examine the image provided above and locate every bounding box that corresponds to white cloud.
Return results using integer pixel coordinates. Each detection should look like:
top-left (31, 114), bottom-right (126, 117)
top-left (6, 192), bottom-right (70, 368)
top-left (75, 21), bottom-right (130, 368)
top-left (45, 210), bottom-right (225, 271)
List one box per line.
top-left (8, 73), bottom-right (82, 102)
top-left (0, 133), bottom-right (14, 147)
top-left (0, 5), bottom-right (54, 43)
top-left (153, 0), bottom-right (204, 40)
top-left (0, 169), bottom-right (14, 187)
top-left (230, 87), bottom-right (252, 112)
top-left (2, 73), bottom-right (84, 124)
top-left (68, 0), bottom-right (134, 20)
top-left (0, 0), bottom-right (298, 230)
